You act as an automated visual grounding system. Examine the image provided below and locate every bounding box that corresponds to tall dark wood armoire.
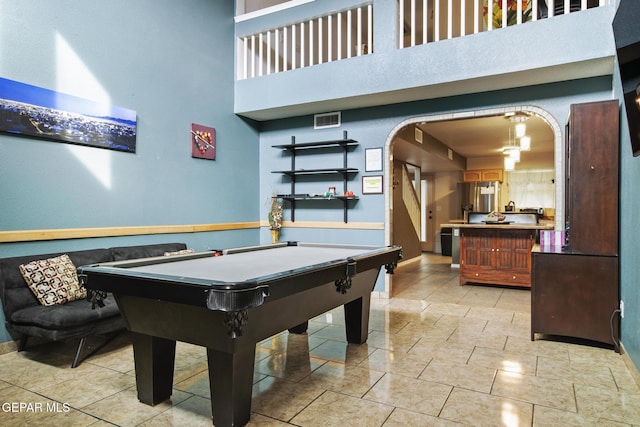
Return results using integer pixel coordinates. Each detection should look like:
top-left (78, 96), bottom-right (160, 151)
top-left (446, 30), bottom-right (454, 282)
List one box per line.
top-left (532, 100), bottom-right (620, 347)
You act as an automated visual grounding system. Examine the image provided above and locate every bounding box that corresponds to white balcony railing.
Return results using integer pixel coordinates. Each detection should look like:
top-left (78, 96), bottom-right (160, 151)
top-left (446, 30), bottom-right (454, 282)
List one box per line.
top-left (399, 0), bottom-right (610, 48)
top-left (238, 4), bottom-right (373, 80)
top-left (237, 0), bottom-right (608, 79)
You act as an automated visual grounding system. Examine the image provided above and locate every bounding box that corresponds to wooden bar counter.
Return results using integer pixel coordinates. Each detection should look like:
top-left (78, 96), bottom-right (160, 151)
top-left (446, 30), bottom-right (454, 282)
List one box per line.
top-left (441, 222), bottom-right (553, 288)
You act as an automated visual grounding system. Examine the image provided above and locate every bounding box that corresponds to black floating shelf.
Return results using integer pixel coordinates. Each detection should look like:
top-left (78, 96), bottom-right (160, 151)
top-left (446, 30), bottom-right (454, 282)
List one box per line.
top-left (271, 168), bottom-right (359, 176)
top-left (272, 140), bottom-right (359, 150)
top-left (275, 194), bottom-right (359, 201)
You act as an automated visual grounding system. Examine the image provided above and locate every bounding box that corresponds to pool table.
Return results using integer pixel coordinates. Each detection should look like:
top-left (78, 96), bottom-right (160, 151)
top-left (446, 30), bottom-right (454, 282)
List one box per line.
top-left (77, 241), bottom-right (401, 427)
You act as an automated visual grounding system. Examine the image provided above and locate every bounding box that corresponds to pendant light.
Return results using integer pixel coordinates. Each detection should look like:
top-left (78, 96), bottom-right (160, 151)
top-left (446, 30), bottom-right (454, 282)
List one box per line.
top-left (504, 156), bottom-right (515, 171)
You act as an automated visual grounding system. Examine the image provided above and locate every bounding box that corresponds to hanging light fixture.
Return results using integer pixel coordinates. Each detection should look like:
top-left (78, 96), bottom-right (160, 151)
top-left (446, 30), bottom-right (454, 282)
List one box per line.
top-left (504, 156), bottom-right (515, 171)
top-left (510, 146), bottom-right (521, 162)
top-left (502, 127), bottom-right (520, 166)
top-left (515, 123), bottom-right (526, 138)
top-left (520, 136), bottom-right (531, 151)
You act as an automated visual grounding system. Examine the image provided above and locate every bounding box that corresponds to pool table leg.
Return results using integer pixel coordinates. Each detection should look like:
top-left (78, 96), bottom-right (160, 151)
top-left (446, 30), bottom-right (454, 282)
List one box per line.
top-left (344, 295), bottom-right (370, 344)
top-left (207, 345), bottom-right (256, 427)
top-left (131, 333), bottom-right (176, 405)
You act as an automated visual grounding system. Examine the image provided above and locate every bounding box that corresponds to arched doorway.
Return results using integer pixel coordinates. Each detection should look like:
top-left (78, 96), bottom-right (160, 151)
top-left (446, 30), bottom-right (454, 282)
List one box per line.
top-left (382, 106), bottom-right (563, 297)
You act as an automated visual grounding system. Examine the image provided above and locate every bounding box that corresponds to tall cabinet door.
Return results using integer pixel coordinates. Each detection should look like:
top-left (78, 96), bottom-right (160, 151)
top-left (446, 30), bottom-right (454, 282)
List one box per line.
top-left (565, 100), bottom-right (619, 255)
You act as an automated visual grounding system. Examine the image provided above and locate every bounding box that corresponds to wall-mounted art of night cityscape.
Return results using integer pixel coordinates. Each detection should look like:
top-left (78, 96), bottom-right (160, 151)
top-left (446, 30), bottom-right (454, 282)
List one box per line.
top-left (0, 77), bottom-right (137, 153)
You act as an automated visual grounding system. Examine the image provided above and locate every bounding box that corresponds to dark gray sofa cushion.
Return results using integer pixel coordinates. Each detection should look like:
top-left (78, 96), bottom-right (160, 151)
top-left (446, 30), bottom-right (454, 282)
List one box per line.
top-left (111, 243), bottom-right (187, 261)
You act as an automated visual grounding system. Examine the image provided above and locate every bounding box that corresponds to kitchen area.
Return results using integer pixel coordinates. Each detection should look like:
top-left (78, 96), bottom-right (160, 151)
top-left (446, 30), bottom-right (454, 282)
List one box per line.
top-left (440, 167), bottom-right (555, 288)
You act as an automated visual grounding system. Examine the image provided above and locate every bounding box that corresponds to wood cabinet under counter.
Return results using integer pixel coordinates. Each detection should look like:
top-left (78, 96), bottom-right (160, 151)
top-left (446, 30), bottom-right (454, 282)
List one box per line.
top-left (446, 223), bottom-right (552, 288)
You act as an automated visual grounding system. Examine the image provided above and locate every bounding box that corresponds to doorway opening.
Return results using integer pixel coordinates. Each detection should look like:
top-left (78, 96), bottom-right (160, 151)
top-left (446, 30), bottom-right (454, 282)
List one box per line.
top-left (383, 106), bottom-right (563, 297)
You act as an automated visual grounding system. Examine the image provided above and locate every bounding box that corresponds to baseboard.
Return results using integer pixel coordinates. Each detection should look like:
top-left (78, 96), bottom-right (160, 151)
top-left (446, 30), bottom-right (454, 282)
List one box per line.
top-left (0, 339), bottom-right (18, 355)
top-left (620, 342), bottom-right (640, 389)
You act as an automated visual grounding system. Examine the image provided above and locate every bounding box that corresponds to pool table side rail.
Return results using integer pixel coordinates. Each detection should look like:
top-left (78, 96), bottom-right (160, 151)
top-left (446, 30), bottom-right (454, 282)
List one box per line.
top-left (77, 244), bottom-right (402, 312)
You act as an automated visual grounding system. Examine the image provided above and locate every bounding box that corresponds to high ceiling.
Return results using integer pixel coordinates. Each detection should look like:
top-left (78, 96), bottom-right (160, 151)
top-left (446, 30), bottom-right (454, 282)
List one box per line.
top-left (393, 112), bottom-right (556, 173)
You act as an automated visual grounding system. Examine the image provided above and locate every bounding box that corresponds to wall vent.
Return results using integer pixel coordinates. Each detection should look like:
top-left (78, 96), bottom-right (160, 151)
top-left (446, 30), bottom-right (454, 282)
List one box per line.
top-left (314, 112), bottom-right (341, 129)
top-left (414, 127), bottom-right (423, 143)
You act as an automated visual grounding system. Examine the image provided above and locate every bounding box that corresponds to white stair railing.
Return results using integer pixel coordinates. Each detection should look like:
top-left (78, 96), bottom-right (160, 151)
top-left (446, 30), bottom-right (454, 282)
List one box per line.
top-left (402, 163), bottom-right (421, 238)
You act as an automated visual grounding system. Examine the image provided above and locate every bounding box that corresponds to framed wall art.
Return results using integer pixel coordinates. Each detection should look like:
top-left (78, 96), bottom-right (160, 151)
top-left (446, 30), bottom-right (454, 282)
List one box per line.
top-left (191, 123), bottom-right (216, 160)
top-left (365, 147), bottom-right (383, 172)
top-left (362, 175), bottom-right (383, 194)
top-left (0, 77), bottom-right (137, 153)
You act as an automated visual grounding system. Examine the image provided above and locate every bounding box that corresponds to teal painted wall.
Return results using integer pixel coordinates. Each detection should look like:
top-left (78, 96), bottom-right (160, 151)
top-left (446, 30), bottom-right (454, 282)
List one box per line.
top-left (259, 76), bottom-right (614, 290)
top-left (0, 0), bottom-right (260, 342)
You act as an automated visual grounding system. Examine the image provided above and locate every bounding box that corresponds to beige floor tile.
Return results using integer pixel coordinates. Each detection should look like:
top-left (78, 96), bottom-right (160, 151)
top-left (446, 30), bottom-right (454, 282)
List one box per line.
top-left (0, 385), bottom-right (100, 426)
top-left (512, 311), bottom-right (532, 328)
top-left (138, 395), bottom-right (213, 427)
top-left (420, 359), bottom-right (497, 393)
top-left (408, 338), bottom-right (475, 365)
top-left (574, 384), bottom-right (640, 425)
top-left (533, 404), bottom-right (633, 427)
top-left (439, 387), bottom-right (533, 426)
top-left (308, 340), bottom-right (373, 365)
top-left (483, 319), bottom-right (531, 340)
top-left (493, 370), bottom-right (577, 411)
top-left (360, 348), bottom-right (430, 378)
top-left (255, 351), bottom-right (326, 381)
top-left (81, 386), bottom-right (192, 426)
top-left (368, 310), bottom-right (416, 334)
top-left (457, 287), bottom-right (502, 308)
top-left (363, 373), bottom-right (452, 416)
top-left (364, 329), bottom-right (422, 353)
top-left (465, 306), bottom-right (516, 323)
top-left (423, 301), bottom-right (471, 317)
top-left (536, 355), bottom-right (618, 390)
top-left (300, 361), bottom-right (385, 397)
top-left (396, 318), bottom-right (453, 339)
top-left (382, 408), bottom-right (465, 426)
top-left (306, 323), bottom-right (347, 342)
top-left (611, 364), bottom-right (640, 394)
top-left (37, 368), bottom-right (137, 408)
top-left (0, 349), bottom-right (102, 391)
top-left (446, 329), bottom-right (507, 351)
top-left (291, 390), bottom-right (394, 427)
top-left (174, 370), bottom-right (211, 398)
top-left (468, 346), bottom-right (538, 376)
top-left (505, 335), bottom-right (570, 360)
top-left (251, 376), bottom-right (324, 422)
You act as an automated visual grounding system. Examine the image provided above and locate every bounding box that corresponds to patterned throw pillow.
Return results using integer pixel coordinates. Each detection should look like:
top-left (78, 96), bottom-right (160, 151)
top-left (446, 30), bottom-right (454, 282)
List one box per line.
top-left (19, 254), bottom-right (86, 306)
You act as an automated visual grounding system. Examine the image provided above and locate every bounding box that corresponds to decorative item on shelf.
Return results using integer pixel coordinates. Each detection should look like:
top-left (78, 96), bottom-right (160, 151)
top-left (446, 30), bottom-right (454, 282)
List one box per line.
top-left (268, 196), bottom-right (284, 243)
top-left (485, 211), bottom-right (507, 222)
top-left (484, 0), bottom-right (532, 29)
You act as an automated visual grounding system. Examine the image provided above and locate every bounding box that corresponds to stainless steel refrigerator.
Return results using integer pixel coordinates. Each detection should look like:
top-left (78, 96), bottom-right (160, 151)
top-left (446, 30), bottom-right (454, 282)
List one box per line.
top-left (458, 181), bottom-right (500, 213)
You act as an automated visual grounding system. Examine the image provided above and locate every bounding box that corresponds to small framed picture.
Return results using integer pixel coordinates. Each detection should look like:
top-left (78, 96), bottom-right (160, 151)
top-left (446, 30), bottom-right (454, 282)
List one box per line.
top-left (365, 147), bottom-right (383, 172)
top-left (191, 123), bottom-right (216, 160)
top-left (362, 175), bottom-right (383, 194)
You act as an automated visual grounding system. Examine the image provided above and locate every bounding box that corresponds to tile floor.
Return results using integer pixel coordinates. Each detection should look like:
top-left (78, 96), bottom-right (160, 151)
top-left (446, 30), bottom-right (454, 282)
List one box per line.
top-left (0, 253), bottom-right (639, 426)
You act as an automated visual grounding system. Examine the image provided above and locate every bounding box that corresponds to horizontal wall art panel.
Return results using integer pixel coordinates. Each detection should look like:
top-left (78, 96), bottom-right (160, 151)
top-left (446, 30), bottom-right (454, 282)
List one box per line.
top-left (0, 77), bottom-right (137, 153)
